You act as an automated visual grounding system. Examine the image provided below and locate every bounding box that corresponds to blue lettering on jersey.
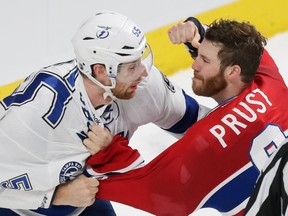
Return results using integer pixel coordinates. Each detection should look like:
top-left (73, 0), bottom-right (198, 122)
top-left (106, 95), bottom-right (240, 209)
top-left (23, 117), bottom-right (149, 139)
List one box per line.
top-left (0, 173), bottom-right (32, 191)
top-left (76, 100), bottom-right (130, 140)
top-left (102, 103), bottom-right (117, 126)
top-left (102, 102), bottom-right (129, 138)
top-left (76, 91), bottom-right (101, 141)
top-left (79, 92), bottom-right (94, 126)
top-left (76, 130), bottom-right (88, 141)
top-left (0, 68), bottom-right (78, 128)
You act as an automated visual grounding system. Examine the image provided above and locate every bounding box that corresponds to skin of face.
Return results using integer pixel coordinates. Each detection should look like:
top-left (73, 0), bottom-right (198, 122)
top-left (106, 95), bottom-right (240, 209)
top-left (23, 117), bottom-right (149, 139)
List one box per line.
top-left (111, 59), bottom-right (148, 100)
top-left (191, 39), bottom-right (228, 98)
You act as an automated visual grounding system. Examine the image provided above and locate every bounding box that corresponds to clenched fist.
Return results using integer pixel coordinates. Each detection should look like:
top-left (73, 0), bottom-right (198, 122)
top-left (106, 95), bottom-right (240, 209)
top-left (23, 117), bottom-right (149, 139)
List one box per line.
top-left (52, 174), bottom-right (99, 207)
top-left (168, 21), bottom-right (201, 48)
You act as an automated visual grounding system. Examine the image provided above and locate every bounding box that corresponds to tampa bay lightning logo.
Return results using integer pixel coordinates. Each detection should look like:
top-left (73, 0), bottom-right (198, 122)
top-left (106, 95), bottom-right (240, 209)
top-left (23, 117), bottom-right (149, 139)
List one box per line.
top-left (101, 102), bottom-right (120, 126)
top-left (96, 29), bottom-right (109, 39)
top-left (59, 161), bottom-right (83, 183)
top-left (161, 72), bottom-right (176, 93)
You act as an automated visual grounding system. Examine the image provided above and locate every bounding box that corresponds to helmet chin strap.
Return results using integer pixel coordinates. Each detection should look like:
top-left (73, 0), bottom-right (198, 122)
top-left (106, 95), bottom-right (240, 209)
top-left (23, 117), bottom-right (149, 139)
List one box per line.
top-left (85, 73), bottom-right (117, 100)
top-left (103, 88), bottom-right (116, 100)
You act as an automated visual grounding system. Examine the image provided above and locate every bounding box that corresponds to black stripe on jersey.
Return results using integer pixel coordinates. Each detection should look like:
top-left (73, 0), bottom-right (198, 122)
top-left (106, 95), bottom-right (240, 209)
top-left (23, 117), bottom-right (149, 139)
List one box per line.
top-left (244, 141), bottom-right (288, 216)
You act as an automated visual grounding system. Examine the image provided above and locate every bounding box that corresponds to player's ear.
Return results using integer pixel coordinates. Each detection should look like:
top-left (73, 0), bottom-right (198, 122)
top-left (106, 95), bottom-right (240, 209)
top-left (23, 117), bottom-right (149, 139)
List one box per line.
top-left (92, 64), bottom-right (106, 77)
top-left (227, 65), bottom-right (241, 80)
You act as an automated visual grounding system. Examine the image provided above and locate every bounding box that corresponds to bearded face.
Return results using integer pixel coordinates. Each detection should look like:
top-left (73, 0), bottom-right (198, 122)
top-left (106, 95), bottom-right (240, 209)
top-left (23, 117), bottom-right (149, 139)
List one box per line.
top-left (191, 38), bottom-right (229, 99)
top-left (192, 68), bottom-right (228, 97)
top-left (112, 60), bottom-right (147, 100)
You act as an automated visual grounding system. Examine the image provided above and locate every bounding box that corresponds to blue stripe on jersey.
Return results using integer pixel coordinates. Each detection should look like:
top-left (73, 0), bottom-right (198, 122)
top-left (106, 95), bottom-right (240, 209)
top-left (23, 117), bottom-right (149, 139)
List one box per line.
top-left (31, 205), bottom-right (77, 216)
top-left (164, 90), bottom-right (199, 134)
top-left (30, 199), bottom-right (116, 216)
top-left (202, 165), bottom-right (259, 213)
top-left (0, 208), bottom-right (19, 216)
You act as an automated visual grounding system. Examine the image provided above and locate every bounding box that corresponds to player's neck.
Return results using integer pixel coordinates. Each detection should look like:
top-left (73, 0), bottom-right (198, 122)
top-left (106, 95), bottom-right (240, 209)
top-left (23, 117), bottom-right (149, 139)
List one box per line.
top-left (83, 76), bottom-right (112, 108)
top-left (212, 82), bottom-right (249, 104)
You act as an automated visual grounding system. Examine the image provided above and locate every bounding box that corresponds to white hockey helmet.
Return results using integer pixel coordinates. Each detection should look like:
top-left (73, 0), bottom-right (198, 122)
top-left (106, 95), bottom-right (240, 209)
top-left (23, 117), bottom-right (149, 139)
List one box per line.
top-left (72, 10), bottom-right (152, 90)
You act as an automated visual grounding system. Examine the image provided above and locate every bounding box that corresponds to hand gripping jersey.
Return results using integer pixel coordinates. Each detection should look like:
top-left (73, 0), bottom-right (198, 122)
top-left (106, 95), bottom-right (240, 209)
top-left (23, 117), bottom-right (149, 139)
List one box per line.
top-left (0, 60), bottom-right (201, 215)
top-left (90, 49), bottom-right (288, 216)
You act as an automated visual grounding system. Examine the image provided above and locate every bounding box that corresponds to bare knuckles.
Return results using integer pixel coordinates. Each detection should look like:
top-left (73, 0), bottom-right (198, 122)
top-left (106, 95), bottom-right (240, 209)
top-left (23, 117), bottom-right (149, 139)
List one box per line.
top-left (168, 21), bottom-right (201, 48)
top-left (52, 174), bottom-right (99, 207)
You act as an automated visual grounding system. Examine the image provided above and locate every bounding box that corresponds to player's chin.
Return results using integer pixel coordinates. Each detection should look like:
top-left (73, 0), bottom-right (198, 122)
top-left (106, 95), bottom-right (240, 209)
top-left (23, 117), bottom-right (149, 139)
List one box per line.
top-left (124, 84), bottom-right (138, 98)
top-left (192, 83), bottom-right (203, 96)
top-left (192, 78), bottom-right (203, 89)
top-left (122, 93), bottom-right (135, 100)
top-left (125, 84), bottom-right (138, 95)
top-left (116, 90), bottom-right (136, 100)
top-left (127, 89), bottom-right (136, 98)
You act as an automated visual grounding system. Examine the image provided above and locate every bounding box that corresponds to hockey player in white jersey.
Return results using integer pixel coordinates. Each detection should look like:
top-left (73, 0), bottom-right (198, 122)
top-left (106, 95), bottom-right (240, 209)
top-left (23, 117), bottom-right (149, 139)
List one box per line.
top-left (0, 11), bottom-right (204, 215)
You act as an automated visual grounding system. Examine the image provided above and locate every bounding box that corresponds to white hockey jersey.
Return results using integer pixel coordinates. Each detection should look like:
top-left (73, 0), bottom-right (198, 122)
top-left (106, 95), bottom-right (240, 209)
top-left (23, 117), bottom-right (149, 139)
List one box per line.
top-left (0, 60), bottom-right (203, 215)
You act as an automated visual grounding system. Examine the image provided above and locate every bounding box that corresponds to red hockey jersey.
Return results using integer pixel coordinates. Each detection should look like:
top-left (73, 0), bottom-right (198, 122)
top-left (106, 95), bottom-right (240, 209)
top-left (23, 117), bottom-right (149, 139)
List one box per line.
top-left (89, 49), bottom-right (288, 216)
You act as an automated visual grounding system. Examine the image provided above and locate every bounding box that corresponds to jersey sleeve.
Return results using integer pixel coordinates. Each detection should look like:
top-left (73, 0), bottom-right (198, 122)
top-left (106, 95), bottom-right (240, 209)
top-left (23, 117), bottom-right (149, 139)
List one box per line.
top-left (122, 65), bottom-right (206, 136)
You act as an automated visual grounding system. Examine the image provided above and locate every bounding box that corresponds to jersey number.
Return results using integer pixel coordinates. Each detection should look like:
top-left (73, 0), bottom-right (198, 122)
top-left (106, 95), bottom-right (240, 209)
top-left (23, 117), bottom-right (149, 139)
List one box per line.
top-left (0, 173), bottom-right (32, 191)
top-left (249, 124), bottom-right (287, 171)
top-left (1, 70), bottom-right (77, 128)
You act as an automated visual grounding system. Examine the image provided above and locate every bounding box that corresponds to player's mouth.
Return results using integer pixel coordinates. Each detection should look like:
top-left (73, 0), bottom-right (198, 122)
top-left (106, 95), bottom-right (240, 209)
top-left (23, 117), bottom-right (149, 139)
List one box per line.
top-left (130, 82), bottom-right (140, 91)
top-left (193, 72), bottom-right (203, 82)
top-left (193, 76), bottom-right (202, 82)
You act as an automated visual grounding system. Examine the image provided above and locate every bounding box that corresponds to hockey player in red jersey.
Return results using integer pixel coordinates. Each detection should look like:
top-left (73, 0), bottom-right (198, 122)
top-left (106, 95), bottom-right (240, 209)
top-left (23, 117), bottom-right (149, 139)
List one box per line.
top-left (85, 18), bottom-right (288, 215)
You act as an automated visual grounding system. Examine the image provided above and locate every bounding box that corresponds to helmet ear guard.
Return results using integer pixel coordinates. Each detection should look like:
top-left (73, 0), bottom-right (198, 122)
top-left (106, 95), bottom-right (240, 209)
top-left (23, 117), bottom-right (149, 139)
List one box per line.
top-left (72, 10), bottom-right (152, 90)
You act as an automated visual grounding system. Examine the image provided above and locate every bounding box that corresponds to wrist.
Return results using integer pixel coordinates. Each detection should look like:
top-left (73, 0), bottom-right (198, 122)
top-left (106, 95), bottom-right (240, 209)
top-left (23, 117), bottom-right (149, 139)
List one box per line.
top-left (51, 185), bottom-right (65, 206)
top-left (184, 17), bottom-right (205, 58)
